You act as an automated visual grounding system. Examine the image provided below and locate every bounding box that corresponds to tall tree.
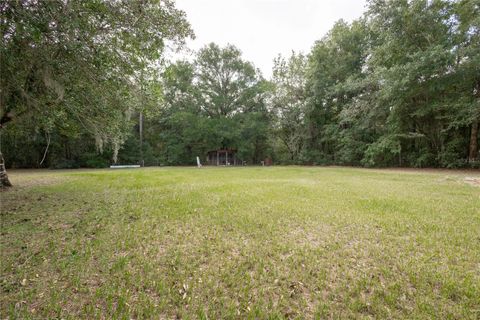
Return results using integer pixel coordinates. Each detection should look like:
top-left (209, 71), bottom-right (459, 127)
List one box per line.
top-left (270, 52), bottom-right (308, 162)
top-left (454, 0), bottom-right (480, 162)
top-left (154, 43), bottom-right (271, 164)
top-left (0, 0), bottom-right (193, 186)
top-left (364, 0), bottom-right (478, 167)
top-left (196, 43), bottom-right (261, 118)
top-left (305, 19), bottom-right (368, 164)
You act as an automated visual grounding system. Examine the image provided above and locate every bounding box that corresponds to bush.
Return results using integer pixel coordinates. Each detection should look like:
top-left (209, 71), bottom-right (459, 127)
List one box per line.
top-left (85, 158), bottom-right (109, 168)
top-left (50, 159), bottom-right (80, 169)
top-left (362, 136), bottom-right (400, 167)
top-left (78, 152), bottom-right (110, 168)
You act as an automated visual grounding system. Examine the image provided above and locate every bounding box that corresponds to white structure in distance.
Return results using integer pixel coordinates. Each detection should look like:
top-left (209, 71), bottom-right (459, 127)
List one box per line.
top-left (196, 156), bottom-right (202, 168)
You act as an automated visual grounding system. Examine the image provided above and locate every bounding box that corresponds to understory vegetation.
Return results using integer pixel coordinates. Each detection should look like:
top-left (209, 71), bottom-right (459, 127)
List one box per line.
top-left (1, 167), bottom-right (479, 318)
top-left (2, 0), bottom-right (479, 172)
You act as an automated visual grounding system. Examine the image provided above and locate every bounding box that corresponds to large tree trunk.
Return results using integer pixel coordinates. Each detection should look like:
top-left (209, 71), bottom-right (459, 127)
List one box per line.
top-left (469, 120), bottom-right (479, 163)
top-left (0, 152), bottom-right (12, 188)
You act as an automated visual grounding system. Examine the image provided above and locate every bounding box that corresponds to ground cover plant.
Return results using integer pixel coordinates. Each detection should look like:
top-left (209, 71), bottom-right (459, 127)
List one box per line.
top-left (1, 167), bottom-right (479, 319)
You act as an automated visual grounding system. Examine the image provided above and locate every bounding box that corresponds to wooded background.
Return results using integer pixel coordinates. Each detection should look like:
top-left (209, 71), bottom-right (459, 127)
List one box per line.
top-left (1, 0), bottom-right (479, 170)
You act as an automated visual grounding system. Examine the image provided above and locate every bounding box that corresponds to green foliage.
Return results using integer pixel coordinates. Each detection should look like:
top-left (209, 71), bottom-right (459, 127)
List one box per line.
top-left (1, 0), bottom-right (193, 166)
top-left (362, 135), bottom-right (401, 167)
top-left (299, 0), bottom-right (479, 168)
top-left (270, 52), bottom-right (308, 162)
top-left (144, 43), bottom-right (272, 165)
top-left (2, 0), bottom-right (479, 168)
top-left (82, 153), bottom-right (110, 169)
top-left (50, 159), bottom-right (81, 170)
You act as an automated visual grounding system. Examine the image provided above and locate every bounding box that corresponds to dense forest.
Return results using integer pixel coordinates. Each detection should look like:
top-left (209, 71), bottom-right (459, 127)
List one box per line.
top-left (1, 0), bottom-right (479, 181)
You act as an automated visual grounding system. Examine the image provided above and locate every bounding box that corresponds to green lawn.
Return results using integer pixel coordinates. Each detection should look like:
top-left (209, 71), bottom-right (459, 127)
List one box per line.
top-left (1, 167), bottom-right (479, 319)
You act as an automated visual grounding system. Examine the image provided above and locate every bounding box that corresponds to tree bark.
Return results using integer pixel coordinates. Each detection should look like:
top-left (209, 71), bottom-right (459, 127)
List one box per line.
top-left (468, 120), bottom-right (479, 163)
top-left (139, 112), bottom-right (144, 167)
top-left (0, 152), bottom-right (12, 188)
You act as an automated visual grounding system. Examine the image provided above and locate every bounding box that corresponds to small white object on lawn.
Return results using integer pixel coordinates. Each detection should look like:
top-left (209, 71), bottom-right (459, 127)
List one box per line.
top-left (196, 156), bottom-right (202, 168)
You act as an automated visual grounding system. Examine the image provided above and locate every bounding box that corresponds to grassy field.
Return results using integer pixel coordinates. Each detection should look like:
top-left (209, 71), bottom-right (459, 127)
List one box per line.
top-left (1, 167), bottom-right (479, 319)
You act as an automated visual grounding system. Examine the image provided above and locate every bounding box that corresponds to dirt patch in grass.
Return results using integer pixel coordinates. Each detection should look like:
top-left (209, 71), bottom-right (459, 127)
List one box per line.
top-left (2, 170), bottom-right (71, 191)
top-left (464, 177), bottom-right (480, 187)
top-left (11, 176), bottom-right (68, 188)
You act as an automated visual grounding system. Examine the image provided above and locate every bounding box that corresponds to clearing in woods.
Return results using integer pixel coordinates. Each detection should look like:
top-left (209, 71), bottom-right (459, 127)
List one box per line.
top-left (1, 167), bottom-right (479, 318)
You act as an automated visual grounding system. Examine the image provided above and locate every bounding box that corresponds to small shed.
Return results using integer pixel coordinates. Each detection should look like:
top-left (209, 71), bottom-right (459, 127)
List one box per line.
top-left (207, 149), bottom-right (239, 166)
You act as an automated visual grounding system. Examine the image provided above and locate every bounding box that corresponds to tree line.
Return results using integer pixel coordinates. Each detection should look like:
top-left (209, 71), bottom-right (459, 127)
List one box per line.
top-left (1, 0), bottom-right (478, 185)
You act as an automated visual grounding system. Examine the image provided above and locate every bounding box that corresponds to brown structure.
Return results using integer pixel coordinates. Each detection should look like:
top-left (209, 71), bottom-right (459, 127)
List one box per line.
top-left (264, 157), bottom-right (273, 166)
top-left (207, 149), bottom-right (239, 166)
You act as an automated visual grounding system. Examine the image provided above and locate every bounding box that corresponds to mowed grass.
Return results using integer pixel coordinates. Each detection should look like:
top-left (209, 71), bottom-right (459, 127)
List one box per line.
top-left (1, 167), bottom-right (479, 319)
